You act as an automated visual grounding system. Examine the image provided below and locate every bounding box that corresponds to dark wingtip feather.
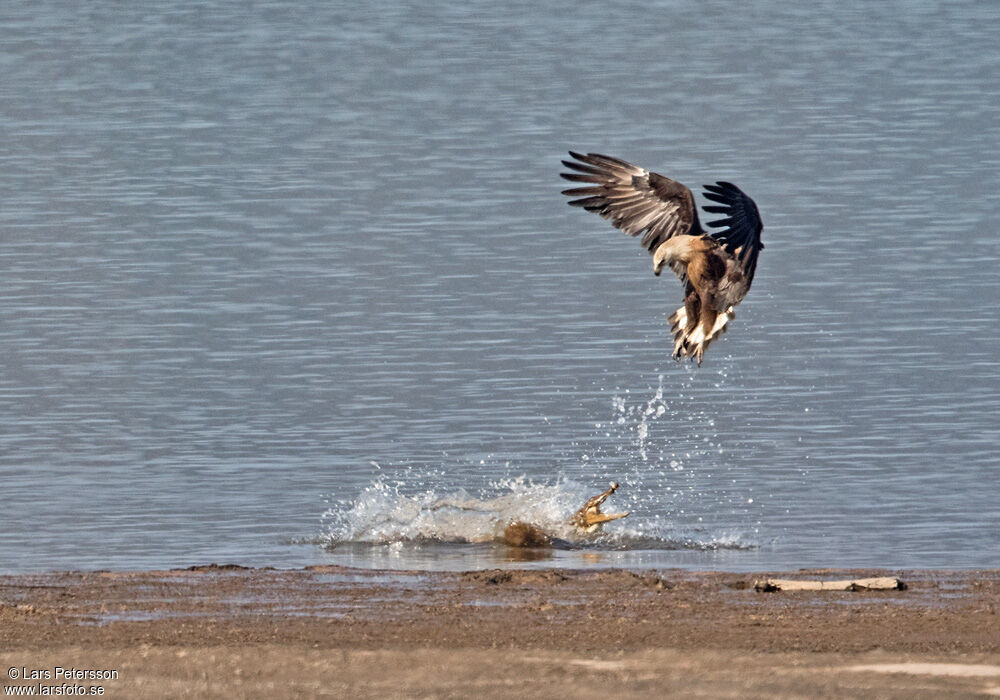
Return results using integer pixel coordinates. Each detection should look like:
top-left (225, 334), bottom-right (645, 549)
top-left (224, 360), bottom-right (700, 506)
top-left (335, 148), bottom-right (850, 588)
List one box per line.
top-left (561, 186), bottom-right (604, 196)
top-left (587, 152), bottom-right (632, 168)
top-left (561, 159), bottom-right (604, 176)
top-left (566, 196), bottom-right (606, 209)
top-left (560, 172), bottom-right (606, 184)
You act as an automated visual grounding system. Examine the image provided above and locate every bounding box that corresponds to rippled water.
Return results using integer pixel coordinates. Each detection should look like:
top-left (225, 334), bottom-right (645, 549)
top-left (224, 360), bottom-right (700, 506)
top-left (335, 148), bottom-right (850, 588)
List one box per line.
top-left (2, 1), bottom-right (998, 573)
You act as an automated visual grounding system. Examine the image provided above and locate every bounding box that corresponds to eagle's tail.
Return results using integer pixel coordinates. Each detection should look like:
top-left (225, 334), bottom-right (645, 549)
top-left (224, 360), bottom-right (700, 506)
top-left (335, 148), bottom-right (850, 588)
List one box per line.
top-left (668, 306), bottom-right (735, 364)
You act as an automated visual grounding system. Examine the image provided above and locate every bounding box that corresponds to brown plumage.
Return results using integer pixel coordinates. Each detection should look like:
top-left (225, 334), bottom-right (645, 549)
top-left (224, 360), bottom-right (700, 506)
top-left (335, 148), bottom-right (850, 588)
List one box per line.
top-left (561, 152), bottom-right (764, 364)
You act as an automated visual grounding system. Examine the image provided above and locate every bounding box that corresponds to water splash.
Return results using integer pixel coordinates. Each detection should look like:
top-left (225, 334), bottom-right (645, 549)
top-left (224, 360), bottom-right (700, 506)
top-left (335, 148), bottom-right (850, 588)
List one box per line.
top-left (321, 472), bottom-right (754, 552)
top-left (568, 366), bottom-right (761, 548)
top-left (320, 367), bottom-right (760, 558)
top-left (598, 371), bottom-right (729, 472)
top-left (324, 476), bottom-right (589, 544)
top-left (611, 374), bottom-right (667, 462)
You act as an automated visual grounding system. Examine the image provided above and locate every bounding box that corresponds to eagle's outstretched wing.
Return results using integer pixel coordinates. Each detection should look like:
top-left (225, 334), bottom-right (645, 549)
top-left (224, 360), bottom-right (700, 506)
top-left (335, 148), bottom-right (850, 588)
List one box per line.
top-left (560, 152), bottom-right (702, 255)
top-left (702, 181), bottom-right (764, 283)
top-left (559, 152), bottom-right (765, 364)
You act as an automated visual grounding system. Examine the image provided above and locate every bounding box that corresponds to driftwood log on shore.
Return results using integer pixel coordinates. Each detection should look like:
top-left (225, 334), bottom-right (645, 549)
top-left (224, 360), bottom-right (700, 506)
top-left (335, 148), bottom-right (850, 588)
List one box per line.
top-left (754, 577), bottom-right (905, 592)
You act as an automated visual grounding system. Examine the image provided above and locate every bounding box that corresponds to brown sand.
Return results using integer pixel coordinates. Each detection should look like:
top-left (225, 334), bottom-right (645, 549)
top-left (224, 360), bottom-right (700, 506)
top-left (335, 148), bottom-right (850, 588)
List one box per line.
top-left (1, 565), bottom-right (998, 698)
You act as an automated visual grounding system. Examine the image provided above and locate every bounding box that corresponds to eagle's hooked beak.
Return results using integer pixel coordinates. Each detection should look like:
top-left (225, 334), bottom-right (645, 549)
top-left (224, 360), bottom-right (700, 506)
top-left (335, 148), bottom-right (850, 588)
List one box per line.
top-left (652, 242), bottom-right (670, 276)
top-left (653, 255), bottom-right (665, 276)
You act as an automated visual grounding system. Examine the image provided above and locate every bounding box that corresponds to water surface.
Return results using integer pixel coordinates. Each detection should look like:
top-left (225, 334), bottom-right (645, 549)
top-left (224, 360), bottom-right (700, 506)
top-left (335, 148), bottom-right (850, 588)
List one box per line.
top-left (1, 0), bottom-right (998, 573)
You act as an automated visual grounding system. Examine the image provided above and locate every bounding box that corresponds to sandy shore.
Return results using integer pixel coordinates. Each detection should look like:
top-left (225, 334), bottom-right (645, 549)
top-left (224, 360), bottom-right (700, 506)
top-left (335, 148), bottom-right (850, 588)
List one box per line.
top-left (2, 565), bottom-right (998, 698)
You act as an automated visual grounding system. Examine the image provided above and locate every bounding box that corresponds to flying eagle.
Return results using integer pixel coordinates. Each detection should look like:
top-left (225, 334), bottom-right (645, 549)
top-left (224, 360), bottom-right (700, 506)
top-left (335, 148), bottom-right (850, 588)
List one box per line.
top-left (560, 151), bottom-right (764, 364)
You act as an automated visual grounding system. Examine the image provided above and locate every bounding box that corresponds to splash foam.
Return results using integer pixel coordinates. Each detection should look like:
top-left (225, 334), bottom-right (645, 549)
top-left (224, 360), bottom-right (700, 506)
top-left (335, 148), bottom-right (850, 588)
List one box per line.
top-left (322, 474), bottom-right (753, 551)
